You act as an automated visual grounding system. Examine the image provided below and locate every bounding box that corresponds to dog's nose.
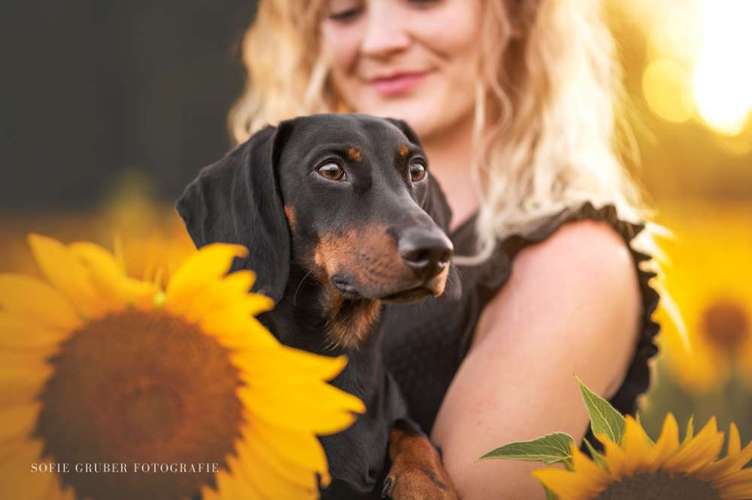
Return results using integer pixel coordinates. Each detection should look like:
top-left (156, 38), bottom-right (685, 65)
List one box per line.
top-left (398, 227), bottom-right (453, 278)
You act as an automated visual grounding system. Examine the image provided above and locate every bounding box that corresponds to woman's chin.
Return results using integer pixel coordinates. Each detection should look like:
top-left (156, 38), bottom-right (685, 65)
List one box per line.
top-left (356, 102), bottom-right (433, 136)
top-left (356, 94), bottom-right (473, 141)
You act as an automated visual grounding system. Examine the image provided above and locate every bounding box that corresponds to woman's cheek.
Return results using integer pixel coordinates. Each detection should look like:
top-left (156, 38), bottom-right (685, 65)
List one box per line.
top-left (321, 26), bottom-right (360, 72)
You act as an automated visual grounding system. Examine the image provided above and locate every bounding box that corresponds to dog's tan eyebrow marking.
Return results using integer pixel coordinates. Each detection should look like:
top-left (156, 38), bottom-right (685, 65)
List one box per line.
top-left (399, 144), bottom-right (410, 157)
top-left (347, 147), bottom-right (362, 162)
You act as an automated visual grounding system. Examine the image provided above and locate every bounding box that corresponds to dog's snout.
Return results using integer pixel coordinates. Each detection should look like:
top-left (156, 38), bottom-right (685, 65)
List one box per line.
top-left (398, 227), bottom-right (453, 277)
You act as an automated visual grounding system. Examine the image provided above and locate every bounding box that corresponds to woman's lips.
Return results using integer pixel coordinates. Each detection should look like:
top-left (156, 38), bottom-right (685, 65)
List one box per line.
top-left (369, 71), bottom-right (431, 97)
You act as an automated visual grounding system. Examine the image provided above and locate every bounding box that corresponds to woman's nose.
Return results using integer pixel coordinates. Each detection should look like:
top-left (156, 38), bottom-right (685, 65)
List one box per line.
top-left (361, 3), bottom-right (410, 57)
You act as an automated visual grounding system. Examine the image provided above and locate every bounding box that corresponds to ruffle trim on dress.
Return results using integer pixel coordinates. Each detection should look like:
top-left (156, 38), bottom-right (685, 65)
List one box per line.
top-left (494, 201), bottom-right (661, 416)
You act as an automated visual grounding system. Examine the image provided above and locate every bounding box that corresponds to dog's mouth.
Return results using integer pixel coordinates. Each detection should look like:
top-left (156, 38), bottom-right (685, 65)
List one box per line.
top-left (331, 276), bottom-right (435, 304)
top-left (380, 285), bottom-right (434, 304)
top-left (331, 277), bottom-right (364, 300)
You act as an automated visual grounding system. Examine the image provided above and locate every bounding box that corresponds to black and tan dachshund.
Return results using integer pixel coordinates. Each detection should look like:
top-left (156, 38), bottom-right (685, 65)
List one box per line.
top-left (177, 113), bottom-right (459, 499)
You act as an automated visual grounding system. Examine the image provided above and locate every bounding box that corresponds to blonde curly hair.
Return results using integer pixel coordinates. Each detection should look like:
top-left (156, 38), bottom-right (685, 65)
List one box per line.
top-left (229, 0), bottom-right (657, 265)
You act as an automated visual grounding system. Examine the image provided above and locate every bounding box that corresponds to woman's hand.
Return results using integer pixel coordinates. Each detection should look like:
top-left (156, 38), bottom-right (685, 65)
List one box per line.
top-left (431, 219), bottom-right (642, 500)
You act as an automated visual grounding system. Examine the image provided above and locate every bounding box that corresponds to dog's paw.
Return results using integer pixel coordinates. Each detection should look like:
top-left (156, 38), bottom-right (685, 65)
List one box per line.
top-left (382, 461), bottom-right (457, 500)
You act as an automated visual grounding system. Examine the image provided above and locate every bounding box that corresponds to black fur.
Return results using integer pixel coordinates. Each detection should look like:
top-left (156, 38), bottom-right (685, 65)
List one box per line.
top-left (177, 114), bottom-right (458, 498)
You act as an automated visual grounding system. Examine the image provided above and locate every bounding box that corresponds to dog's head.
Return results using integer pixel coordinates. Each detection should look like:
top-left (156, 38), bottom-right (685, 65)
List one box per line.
top-left (177, 114), bottom-right (458, 345)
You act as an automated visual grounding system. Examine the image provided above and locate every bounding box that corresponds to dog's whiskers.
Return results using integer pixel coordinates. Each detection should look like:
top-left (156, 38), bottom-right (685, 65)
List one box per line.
top-left (292, 270), bottom-right (314, 306)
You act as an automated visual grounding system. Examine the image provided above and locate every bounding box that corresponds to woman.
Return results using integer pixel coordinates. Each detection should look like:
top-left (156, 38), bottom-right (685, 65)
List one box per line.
top-left (230, 1), bottom-right (661, 498)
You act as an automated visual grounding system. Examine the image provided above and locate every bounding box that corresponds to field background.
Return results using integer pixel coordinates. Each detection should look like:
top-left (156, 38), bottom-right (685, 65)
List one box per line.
top-left (2, 0), bottom-right (751, 442)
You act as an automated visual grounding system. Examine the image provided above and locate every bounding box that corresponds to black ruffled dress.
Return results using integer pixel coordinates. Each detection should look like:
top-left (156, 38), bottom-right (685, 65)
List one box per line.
top-left (381, 201), bottom-right (661, 439)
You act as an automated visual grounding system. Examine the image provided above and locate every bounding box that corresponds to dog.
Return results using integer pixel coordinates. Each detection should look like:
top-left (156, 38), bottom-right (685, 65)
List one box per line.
top-left (177, 113), bottom-right (459, 499)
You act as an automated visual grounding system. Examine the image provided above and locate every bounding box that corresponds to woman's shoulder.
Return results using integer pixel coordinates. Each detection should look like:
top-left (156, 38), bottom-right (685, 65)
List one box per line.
top-left (476, 217), bottom-right (642, 363)
top-left (513, 216), bottom-right (637, 283)
top-left (474, 201), bottom-right (659, 402)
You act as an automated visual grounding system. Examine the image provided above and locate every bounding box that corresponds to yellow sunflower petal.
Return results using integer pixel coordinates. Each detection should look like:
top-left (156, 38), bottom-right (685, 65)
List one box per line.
top-left (68, 241), bottom-right (157, 309)
top-left (597, 432), bottom-right (629, 480)
top-left (240, 385), bottom-right (361, 435)
top-left (698, 423), bottom-right (752, 481)
top-left (664, 417), bottom-right (724, 474)
top-left (207, 465), bottom-right (260, 500)
top-left (200, 484), bottom-right (221, 500)
top-left (244, 375), bottom-right (365, 415)
top-left (0, 435), bottom-right (29, 466)
top-left (0, 349), bottom-right (55, 372)
top-left (0, 312), bottom-right (68, 350)
top-left (620, 416), bottom-right (655, 474)
top-left (685, 416), bottom-right (695, 443)
top-left (239, 434), bottom-right (319, 495)
top-left (0, 364), bottom-right (51, 406)
top-left (0, 275), bottom-right (80, 330)
top-left (0, 403), bottom-right (41, 444)
top-left (728, 423), bottom-right (742, 457)
top-left (210, 323), bottom-right (280, 352)
top-left (238, 347), bottom-right (349, 382)
top-left (180, 271), bottom-right (262, 322)
top-left (165, 243), bottom-right (248, 306)
top-left (203, 314), bottom-right (279, 350)
top-left (233, 442), bottom-right (312, 500)
top-left (651, 413), bottom-right (681, 468)
top-left (716, 468), bottom-right (752, 498)
top-left (532, 467), bottom-right (603, 500)
top-left (572, 443), bottom-right (609, 486)
top-left (0, 439), bottom-right (51, 500)
top-left (28, 234), bottom-right (109, 318)
top-left (251, 419), bottom-right (330, 486)
top-left (724, 434), bottom-right (752, 474)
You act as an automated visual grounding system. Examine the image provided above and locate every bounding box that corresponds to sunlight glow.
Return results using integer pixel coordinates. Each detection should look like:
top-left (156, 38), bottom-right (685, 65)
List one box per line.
top-left (692, 0), bottom-right (752, 135)
top-left (642, 59), bottom-right (694, 123)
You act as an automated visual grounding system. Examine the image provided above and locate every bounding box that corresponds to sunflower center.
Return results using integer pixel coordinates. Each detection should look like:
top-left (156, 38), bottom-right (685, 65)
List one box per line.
top-left (33, 308), bottom-right (245, 500)
top-left (595, 470), bottom-right (721, 500)
top-left (702, 299), bottom-right (749, 354)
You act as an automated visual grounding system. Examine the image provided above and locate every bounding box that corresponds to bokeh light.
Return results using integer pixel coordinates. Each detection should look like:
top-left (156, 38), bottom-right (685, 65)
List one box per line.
top-left (634, 0), bottom-right (752, 136)
top-left (642, 58), bottom-right (694, 123)
top-left (692, 0), bottom-right (752, 135)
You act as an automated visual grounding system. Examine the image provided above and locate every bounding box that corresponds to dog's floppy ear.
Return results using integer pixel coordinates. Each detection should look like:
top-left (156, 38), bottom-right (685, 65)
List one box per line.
top-left (176, 123), bottom-right (294, 303)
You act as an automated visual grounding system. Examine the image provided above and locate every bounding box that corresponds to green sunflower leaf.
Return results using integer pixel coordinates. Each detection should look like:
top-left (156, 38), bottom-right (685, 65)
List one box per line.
top-left (480, 432), bottom-right (575, 466)
top-left (582, 438), bottom-right (608, 468)
top-left (577, 376), bottom-right (625, 444)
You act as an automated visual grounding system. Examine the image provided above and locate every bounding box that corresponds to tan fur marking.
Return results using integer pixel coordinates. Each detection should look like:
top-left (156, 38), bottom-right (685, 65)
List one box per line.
top-left (386, 428), bottom-right (458, 499)
top-left (347, 147), bottom-right (362, 161)
top-left (428, 266), bottom-right (450, 297)
top-left (312, 223), bottom-right (407, 348)
top-left (312, 224), bottom-right (404, 287)
top-left (283, 206), bottom-right (297, 230)
top-left (399, 144), bottom-right (409, 157)
top-left (325, 297), bottom-right (381, 350)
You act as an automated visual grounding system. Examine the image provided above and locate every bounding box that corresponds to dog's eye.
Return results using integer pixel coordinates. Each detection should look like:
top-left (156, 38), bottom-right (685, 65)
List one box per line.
top-left (409, 160), bottom-right (427, 182)
top-left (316, 162), bottom-right (347, 181)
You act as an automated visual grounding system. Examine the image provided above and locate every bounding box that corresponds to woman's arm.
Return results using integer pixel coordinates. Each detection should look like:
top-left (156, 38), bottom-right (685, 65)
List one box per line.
top-left (431, 220), bottom-right (642, 500)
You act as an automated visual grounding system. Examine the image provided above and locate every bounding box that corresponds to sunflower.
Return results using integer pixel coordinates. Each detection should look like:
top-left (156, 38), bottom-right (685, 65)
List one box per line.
top-left (655, 203), bottom-right (752, 393)
top-left (0, 213), bottom-right (195, 283)
top-left (0, 234), bottom-right (364, 500)
top-left (534, 414), bottom-right (752, 500)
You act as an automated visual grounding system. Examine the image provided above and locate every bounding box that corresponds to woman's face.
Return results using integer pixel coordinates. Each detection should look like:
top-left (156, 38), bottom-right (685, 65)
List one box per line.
top-left (319, 0), bottom-right (482, 140)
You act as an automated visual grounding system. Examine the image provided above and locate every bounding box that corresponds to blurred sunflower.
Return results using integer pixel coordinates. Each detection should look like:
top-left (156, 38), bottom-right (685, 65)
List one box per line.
top-left (0, 172), bottom-right (194, 280)
top-left (534, 414), bottom-right (752, 500)
top-left (656, 205), bottom-right (752, 393)
top-left (0, 235), bottom-right (364, 500)
top-left (114, 219), bottom-right (196, 285)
